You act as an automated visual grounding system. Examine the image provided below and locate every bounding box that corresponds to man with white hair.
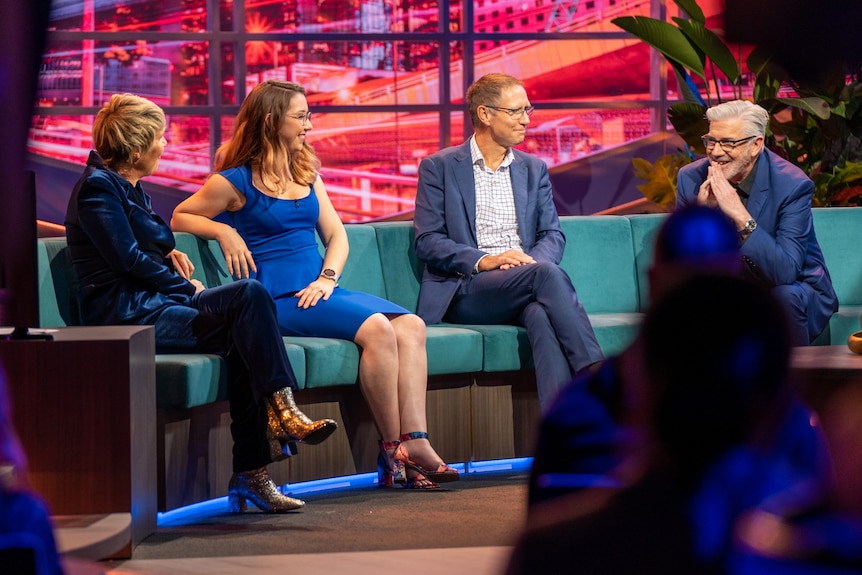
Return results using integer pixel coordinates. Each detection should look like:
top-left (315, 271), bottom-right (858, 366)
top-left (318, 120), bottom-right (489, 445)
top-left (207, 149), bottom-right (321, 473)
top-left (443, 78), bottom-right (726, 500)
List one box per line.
top-left (676, 100), bottom-right (838, 346)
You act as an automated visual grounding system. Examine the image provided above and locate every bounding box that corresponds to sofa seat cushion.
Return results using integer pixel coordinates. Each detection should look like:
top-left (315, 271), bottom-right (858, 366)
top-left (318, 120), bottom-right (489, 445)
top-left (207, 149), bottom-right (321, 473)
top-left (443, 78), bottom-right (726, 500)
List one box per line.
top-left (155, 354), bottom-right (227, 409)
top-left (442, 324), bottom-right (533, 373)
top-left (155, 342), bottom-right (307, 408)
top-left (820, 305), bottom-right (862, 346)
top-left (589, 312), bottom-right (644, 357)
top-left (283, 337), bottom-right (359, 389)
top-left (447, 313), bottom-right (644, 373)
top-left (287, 327), bottom-right (482, 384)
top-left (425, 326), bottom-right (484, 375)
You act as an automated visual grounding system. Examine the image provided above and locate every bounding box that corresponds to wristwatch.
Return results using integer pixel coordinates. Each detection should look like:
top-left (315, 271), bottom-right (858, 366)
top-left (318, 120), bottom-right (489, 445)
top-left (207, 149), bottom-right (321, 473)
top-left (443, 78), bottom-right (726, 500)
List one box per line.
top-left (740, 218), bottom-right (757, 236)
top-left (320, 268), bottom-right (337, 282)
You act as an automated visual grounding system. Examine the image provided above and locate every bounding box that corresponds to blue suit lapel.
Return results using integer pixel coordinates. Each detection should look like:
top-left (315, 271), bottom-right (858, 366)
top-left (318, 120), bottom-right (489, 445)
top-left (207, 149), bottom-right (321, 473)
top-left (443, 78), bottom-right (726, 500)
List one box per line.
top-left (510, 153), bottom-right (529, 247)
top-left (453, 142), bottom-right (478, 243)
top-left (746, 150), bottom-right (771, 219)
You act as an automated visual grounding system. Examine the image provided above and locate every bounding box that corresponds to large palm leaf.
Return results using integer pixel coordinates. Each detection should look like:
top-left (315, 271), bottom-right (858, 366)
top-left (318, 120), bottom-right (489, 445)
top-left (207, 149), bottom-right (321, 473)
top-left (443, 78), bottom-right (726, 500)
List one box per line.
top-left (673, 17), bottom-right (740, 85)
top-left (611, 16), bottom-right (705, 79)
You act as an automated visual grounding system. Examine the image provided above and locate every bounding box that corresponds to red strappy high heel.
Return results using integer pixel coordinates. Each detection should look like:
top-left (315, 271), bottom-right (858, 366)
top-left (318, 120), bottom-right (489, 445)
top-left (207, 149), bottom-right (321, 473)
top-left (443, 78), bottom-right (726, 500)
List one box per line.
top-left (394, 431), bottom-right (460, 484)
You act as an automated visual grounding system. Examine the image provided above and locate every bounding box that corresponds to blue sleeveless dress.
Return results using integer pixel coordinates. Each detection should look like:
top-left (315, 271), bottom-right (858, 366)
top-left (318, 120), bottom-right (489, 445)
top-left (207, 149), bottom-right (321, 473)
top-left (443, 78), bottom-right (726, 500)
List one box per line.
top-left (219, 165), bottom-right (408, 340)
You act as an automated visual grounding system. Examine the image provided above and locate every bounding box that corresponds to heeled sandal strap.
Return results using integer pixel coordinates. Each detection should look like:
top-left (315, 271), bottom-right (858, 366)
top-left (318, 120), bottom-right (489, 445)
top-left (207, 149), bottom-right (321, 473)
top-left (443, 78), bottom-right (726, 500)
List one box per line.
top-left (405, 471), bottom-right (439, 490)
top-left (399, 431), bottom-right (429, 442)
top-left (378, 439), bottom-right (401, 451)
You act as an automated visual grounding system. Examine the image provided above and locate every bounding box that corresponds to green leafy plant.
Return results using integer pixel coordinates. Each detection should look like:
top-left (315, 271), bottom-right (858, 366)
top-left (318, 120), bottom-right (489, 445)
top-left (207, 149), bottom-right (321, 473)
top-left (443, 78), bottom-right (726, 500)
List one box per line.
top-left (632, 153), bottom-right (691, 210)
top-left (613, 0), bottom-right (862, 207)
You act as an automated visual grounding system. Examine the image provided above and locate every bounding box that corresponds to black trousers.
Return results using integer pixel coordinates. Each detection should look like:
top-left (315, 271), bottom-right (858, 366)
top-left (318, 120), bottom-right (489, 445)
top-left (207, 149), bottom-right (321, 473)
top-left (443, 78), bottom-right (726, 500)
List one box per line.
top-left (146, 279), bottom-right (297, 472)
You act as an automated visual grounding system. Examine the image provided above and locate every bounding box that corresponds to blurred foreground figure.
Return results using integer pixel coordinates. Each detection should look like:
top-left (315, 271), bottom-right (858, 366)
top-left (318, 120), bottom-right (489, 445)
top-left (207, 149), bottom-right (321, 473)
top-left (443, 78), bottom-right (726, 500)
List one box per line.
top-left (0, 368), bottom-right (63, 575)
top-left (508, 274), bottom-right (808, 574)
top-left (732, 382), bottom-right (862, 574)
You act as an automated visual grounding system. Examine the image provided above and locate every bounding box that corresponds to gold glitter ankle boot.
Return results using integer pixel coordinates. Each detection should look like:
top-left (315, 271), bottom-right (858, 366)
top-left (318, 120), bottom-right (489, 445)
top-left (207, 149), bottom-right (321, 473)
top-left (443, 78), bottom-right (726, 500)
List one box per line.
top-left (227, 467), bottom-right (305, 513)
top-left (267, 387), bottom-right (337, 445)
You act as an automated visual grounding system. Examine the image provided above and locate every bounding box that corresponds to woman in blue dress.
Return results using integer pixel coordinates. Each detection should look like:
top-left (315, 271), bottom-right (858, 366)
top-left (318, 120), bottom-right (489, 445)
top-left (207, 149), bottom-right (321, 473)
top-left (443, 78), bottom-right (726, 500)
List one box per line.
top-left (172, 80), bottom-right (458, 489)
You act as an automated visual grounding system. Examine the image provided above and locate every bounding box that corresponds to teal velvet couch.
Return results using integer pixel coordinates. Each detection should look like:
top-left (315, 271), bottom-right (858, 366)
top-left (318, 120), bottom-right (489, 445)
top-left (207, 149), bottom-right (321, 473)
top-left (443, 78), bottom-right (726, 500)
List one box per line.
top-left (35, 208), bottom-right (860, 510)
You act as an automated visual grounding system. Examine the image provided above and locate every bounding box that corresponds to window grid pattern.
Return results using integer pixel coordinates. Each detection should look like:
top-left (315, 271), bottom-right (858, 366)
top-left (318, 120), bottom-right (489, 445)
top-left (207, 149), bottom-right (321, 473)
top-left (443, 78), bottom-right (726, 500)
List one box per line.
top-left (34, 0), bottom-right (671, 222)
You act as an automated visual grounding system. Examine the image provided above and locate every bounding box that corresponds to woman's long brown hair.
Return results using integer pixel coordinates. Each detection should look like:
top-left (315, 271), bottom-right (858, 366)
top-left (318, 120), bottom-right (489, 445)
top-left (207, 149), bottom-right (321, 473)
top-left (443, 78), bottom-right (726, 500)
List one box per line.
top-left (215, 80), bottom-right (320, 190)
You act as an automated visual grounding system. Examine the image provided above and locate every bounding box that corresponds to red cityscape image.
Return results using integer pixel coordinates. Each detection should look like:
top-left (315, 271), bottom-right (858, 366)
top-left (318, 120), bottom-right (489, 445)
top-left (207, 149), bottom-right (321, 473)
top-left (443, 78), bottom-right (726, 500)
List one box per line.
top-left (32, 0), bottom-right (726, 221)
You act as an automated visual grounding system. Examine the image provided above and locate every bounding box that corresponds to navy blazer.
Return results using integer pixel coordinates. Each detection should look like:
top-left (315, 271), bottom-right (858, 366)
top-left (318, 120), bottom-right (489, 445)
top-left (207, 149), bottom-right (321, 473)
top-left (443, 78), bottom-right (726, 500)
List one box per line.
top-left (65, 151), bottom-right (195, 326)
top-left (413, 140), bottom-right (565, 324)
top-left (676, 148), bottom-right (838, 340)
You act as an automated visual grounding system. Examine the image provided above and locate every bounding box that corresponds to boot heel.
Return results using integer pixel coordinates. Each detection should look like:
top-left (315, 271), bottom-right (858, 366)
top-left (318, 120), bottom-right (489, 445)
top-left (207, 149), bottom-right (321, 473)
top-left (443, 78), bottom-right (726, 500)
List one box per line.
top-left (228, 491), bottom-right (247, 513)
top-left (267, 409), bottom-right (297, 461)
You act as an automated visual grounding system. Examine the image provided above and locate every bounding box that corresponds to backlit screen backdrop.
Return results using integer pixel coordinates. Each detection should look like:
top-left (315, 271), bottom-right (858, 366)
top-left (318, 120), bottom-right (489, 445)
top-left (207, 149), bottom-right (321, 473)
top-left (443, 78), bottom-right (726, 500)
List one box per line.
top-left (32, 0), bottom-right (727, 222)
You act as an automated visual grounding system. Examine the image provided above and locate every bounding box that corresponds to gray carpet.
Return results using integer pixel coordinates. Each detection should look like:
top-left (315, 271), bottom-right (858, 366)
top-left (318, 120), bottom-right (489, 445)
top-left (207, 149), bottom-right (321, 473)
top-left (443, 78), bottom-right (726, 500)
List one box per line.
top-left (129, 471), bottom-right (529, 560)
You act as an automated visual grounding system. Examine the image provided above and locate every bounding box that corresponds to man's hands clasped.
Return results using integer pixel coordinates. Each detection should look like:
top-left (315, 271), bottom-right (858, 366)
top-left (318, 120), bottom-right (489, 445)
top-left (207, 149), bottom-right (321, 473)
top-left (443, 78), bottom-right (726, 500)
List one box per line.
top-left (477, 249), bottom-right (536, 272)
top-left (697, 161), bottom-right (751, 229)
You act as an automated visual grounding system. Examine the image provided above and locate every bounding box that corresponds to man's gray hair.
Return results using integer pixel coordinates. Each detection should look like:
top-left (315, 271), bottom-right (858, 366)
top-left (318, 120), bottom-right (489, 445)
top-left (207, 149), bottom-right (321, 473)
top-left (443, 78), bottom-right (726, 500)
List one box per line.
top-left (706, 100), bottom-right (769, 137)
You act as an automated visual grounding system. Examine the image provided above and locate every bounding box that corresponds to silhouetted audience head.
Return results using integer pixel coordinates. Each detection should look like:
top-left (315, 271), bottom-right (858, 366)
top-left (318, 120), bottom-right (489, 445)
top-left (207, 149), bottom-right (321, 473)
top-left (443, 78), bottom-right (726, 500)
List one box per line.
top-left (649, 205), bottom-right (742, 301)
top-left (640, 274), bottom-right (791, 483)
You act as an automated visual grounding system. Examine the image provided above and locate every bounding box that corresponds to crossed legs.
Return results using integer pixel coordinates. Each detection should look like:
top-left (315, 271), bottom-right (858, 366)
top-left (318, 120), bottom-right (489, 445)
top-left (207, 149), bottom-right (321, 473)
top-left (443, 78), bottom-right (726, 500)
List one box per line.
top-left (353, 313), bottom-right (446, 470)
top-left (446, 261), bottom-right (604, 407)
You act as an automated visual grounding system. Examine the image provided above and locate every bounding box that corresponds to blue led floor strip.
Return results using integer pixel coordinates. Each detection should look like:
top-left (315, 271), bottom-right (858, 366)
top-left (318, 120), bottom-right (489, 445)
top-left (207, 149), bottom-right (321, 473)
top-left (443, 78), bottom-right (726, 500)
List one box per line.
top-left (157, 457), bottom-right (533, 528)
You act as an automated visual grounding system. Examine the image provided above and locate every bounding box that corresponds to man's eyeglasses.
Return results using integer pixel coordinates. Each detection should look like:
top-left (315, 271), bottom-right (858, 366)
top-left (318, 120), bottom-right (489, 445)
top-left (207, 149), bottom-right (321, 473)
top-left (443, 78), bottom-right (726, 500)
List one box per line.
top-left (485, 105), bottom-right (535, 119)
top-left (701, 135), bottom-right (758, 151)
top-left (286, 112), bottom-right (312, 124)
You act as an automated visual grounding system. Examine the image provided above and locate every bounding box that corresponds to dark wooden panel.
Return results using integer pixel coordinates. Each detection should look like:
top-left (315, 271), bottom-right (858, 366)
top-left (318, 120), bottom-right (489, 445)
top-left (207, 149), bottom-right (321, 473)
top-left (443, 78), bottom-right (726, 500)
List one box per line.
top-left (427, 374), bottom-right (474, 465)
top-left (471, 374), bottom-right (516, 461)
top-left (0, 326), bottom-right (156, 553)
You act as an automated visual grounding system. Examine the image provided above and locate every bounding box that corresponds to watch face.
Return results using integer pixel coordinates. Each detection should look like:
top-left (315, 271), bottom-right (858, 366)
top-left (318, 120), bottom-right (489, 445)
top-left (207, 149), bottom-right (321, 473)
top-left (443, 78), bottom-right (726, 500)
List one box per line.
top-left (322, 268), bottom-right (336, 278)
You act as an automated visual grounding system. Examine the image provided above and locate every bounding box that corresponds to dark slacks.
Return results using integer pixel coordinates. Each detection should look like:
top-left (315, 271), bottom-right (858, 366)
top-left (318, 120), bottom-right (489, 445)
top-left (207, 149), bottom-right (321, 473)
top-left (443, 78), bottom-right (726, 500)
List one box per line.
top-left (145, 279), bottom-right (297, 472)
top-left (444, 261), bottom-right (603, 408)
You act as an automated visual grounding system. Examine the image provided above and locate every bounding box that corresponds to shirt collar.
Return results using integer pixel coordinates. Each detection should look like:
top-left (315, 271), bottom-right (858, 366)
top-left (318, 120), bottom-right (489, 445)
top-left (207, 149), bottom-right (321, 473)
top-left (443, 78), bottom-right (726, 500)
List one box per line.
top-left (735, 157), bottom-right (759, 197)
top-left (469, 135), bottom-right (514, 170)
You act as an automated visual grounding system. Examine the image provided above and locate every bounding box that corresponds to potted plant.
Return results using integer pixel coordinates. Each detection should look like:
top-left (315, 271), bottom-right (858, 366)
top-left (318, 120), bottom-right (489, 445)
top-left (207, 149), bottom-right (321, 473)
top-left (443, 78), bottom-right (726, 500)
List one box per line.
top-left (613, 0), bottom-right (862, 209)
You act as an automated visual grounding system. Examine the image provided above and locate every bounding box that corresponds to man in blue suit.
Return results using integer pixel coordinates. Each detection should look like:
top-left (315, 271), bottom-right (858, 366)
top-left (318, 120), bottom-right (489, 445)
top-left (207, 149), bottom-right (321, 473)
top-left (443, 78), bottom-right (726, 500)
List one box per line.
top-left (677, 99), bottom-right (838, 346)
top-left (413, 73), bottom-right (603, 409)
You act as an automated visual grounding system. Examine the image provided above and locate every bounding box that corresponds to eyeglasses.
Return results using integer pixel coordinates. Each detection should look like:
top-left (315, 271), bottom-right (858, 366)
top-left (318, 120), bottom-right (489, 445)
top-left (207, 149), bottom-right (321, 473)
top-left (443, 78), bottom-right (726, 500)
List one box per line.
top-left (701, 135), bottom-right (758, 151)
top-left (286, 112), bottom-right (312, 124)
top-left (485, 105), bottom-right (535, 119)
